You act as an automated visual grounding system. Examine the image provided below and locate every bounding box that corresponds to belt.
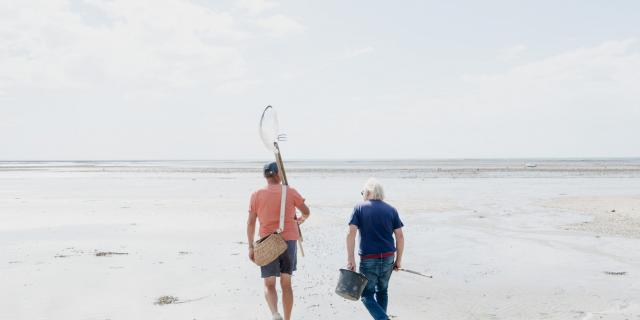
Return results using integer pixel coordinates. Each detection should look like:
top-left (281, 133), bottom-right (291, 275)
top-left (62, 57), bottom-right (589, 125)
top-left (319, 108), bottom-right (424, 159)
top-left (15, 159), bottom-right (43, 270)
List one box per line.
top-left (360, 252), bottom-right (395, 260)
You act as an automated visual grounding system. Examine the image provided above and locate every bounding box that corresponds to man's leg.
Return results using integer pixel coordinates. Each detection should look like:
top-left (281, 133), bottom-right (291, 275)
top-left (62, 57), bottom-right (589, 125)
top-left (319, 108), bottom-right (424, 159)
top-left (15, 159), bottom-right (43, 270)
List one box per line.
top-left (374, 284), bottom-right (389, 313)
top-left (280, 274), bottom-right (293, 320)
top-left (264, 276), bottom-right (279, 315)
top-left (360, 260), bottom-right (388, 320)
top-left (375, 257), bottom-right (395, 312)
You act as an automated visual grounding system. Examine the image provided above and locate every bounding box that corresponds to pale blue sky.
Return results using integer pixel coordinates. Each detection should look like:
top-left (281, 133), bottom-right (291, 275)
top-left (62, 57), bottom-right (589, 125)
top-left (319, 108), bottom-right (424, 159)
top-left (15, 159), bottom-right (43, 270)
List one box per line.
top-left (1, 0), bottom-right (639, 160)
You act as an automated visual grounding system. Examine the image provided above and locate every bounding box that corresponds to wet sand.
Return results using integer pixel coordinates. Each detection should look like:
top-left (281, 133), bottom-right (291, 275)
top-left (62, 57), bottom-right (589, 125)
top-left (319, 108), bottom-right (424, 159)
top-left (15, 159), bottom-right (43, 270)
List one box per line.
top-left (1, 161), bottom-right (640, 319)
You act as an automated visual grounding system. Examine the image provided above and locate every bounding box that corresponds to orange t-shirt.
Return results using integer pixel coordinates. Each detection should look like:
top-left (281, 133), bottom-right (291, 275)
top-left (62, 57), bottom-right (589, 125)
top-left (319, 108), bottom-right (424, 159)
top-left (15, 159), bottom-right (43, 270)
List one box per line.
top-left (249, 184), bottom-right (305, 241)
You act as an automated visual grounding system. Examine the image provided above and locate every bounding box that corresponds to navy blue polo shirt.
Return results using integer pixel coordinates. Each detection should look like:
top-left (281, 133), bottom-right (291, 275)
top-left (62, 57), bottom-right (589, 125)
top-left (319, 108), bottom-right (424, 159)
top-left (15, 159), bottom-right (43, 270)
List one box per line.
top-left (348, 200), bottom-right (404, 256)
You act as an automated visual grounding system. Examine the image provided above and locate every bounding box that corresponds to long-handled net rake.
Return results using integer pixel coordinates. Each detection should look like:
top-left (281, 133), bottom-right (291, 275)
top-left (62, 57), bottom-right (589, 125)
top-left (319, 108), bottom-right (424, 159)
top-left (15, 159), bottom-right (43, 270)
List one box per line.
top-left (259, 106), bottom-right (304, 257)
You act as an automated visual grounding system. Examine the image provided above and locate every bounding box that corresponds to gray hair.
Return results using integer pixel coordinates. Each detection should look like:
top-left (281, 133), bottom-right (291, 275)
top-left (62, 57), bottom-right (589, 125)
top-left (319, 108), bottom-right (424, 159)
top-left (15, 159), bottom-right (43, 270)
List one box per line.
top-left (362, 178), bottom-right (385, 200)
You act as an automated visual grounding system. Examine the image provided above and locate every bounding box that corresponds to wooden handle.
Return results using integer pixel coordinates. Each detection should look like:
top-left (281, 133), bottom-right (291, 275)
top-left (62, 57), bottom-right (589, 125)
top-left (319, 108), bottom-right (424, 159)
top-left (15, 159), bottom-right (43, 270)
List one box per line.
top-left (273, 141), bottom-right (304, 257)
top-left (273, 142), bottom-right (288, 186)
top-left (298, 240), bottom-right (305, 257)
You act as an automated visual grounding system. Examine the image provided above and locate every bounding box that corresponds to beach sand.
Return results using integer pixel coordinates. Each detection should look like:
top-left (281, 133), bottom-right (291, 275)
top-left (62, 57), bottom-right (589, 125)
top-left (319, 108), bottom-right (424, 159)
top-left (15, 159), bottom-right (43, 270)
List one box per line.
top-left (545, 196), bottom-right (640, 238)
top-left (1, 161), bottom-right (640, 319)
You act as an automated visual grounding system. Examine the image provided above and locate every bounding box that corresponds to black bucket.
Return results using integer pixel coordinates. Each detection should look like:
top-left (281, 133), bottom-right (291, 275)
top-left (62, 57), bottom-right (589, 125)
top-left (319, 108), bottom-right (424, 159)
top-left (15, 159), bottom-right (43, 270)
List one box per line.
top-left (335, 269), bottom-right (369, 301)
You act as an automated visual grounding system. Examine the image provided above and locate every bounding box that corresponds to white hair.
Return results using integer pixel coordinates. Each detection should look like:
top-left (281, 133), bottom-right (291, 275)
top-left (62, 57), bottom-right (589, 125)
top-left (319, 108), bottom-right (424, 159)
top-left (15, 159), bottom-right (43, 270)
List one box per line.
top-left (362, 178), bottom-right (385, 200)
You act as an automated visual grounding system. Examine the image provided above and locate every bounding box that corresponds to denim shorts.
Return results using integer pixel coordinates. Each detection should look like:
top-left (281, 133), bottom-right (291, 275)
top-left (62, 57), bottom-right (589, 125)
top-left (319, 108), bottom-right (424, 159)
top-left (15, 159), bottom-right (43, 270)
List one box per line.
top-left (260, 240), bottom-right (297, 278)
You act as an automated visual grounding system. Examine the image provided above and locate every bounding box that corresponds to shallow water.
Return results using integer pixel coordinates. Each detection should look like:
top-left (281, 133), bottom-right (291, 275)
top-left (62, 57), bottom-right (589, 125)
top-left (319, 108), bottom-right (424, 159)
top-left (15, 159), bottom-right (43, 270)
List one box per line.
top-left (2, 158), bottom-right (640, 178)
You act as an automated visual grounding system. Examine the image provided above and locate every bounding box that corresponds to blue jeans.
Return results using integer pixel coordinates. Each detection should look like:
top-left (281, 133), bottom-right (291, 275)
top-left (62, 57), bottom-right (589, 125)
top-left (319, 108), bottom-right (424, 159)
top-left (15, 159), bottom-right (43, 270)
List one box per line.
top-left (359, 256), bottom-right (394, 320)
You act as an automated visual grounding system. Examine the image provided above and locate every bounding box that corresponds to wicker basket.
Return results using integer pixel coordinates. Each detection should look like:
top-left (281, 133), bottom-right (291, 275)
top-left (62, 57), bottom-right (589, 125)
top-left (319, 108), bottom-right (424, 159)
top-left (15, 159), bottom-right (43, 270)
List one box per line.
top-left (253, 233), bottom-right (287, 266)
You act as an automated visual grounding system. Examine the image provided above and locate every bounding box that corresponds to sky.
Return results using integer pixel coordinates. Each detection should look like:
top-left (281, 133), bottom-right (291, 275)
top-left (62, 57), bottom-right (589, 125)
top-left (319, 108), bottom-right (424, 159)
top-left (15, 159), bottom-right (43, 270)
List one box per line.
top-left (1, 0), bottom-right (639, 160)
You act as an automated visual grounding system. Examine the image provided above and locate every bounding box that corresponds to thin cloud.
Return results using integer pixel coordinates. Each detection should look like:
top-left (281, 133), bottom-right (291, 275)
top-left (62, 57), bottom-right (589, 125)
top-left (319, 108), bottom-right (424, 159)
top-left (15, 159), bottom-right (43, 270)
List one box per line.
top-left (255, 14), bottom-right (305, 37)
top-left (398, 38), bottom-right (640, 157)
top-left (343, 46), bottom-right (375, 59)
top-left (279, 46), bottom-right (375, 80)
top-left (499, 44), bottom-right (527, 62)
top-left (467, 39), bottom-right (639, 88)
top-left (236, 0), bottom-right (279, 16)
top-left (0, 0), bottom-right (303, 94)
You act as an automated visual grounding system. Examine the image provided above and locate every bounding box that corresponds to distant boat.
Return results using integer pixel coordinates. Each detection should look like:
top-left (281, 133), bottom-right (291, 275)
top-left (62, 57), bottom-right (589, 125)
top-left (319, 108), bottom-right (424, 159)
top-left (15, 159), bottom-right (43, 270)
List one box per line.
top-left (525, 163), bottom-right (537, 168)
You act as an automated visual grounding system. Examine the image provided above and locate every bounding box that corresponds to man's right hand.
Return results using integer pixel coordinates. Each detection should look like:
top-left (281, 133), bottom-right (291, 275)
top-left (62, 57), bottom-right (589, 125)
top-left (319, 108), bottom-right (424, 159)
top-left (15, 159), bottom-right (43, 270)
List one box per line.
top-left (347, 257), bottom-right (356, 271)
top-left (248, 247), bottom-right (255, 262)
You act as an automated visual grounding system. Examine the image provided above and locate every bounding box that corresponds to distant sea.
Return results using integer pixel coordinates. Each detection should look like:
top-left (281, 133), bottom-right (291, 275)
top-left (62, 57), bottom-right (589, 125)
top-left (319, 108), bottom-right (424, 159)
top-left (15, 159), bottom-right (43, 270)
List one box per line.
top-left (1, 159), bottom-right (640, 178)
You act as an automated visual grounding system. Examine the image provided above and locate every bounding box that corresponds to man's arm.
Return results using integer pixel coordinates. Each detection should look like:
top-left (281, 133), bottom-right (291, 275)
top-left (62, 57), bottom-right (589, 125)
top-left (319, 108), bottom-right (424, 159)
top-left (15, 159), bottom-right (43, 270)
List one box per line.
top-left (247, 210), bottom-right (258, 262)
top-left (393, 228), bottom-right (404, 270)
top-left (346, 224), bottom-right (358, 271)
top-left (295, 202), bottom-right (310, 224)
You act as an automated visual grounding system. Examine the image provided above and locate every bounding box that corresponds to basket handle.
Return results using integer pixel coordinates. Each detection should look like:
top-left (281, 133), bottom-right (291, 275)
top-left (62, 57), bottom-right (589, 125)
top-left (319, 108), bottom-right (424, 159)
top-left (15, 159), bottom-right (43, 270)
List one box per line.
top-left (274, 142), bottom-right (287, 234)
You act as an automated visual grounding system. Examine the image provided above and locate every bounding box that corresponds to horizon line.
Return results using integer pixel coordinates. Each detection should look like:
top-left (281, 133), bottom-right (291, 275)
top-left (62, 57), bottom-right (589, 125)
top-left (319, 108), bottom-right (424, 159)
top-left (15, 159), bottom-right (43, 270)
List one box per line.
top-left (1, 157), bottom-right (640, 162)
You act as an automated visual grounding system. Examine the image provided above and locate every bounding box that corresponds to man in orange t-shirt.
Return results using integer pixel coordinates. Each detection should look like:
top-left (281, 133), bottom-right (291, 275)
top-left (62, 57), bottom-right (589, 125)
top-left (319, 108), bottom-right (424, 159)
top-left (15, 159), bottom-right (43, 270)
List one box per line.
top-left (247, 162), bottom-right (310, 320)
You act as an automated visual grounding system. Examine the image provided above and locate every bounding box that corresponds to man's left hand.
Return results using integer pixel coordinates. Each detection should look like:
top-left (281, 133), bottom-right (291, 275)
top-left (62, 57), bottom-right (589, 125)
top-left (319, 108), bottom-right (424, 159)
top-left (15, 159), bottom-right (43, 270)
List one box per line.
top-left (393, 259), bottom-right (401, 271)
top-left (296, 215), bottom-right (308, 225)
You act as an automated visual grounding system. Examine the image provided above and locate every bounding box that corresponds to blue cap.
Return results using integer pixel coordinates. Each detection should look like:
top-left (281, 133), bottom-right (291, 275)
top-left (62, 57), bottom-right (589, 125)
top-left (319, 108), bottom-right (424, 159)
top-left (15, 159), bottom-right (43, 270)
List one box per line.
top-left (263, 162), bottom-right (278, 177)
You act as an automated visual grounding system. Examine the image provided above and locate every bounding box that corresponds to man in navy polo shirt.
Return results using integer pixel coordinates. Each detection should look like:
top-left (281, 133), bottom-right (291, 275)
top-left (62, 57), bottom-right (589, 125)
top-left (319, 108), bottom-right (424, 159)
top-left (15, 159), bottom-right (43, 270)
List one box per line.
top-left (346, 178), bottom-right (405, 320)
